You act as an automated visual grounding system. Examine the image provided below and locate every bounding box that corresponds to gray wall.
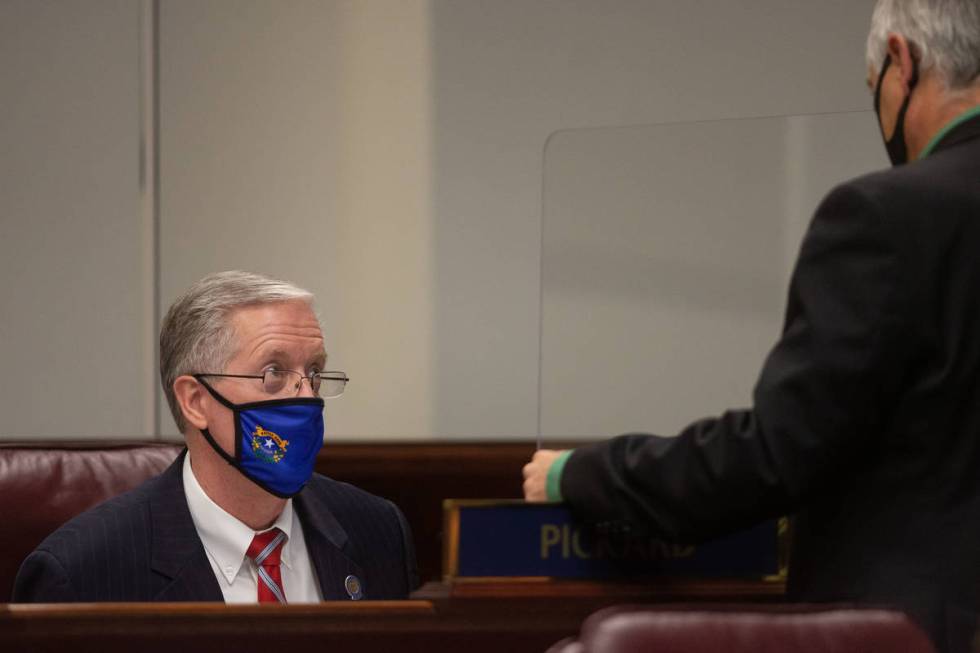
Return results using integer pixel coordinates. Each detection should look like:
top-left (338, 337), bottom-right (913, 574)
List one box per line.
top-left (0, 0), bottom-right (878, 441)
top-left (0, 0), bottom-right (151, 438)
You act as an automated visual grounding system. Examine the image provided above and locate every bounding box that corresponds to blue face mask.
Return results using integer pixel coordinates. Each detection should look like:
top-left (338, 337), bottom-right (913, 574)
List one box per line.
top-left (195, 376), bottom-right (325, 498)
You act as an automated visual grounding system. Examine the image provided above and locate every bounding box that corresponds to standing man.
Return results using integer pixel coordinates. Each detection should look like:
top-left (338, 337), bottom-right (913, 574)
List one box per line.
top-left (524, 1), bottom-right (980, 651)
top-left (16, 271), bottom-right (417, 602)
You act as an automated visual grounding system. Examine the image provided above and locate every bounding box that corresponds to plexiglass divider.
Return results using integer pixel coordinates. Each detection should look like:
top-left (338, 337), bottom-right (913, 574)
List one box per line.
top-left (539, 112), bottom-right (886, 445)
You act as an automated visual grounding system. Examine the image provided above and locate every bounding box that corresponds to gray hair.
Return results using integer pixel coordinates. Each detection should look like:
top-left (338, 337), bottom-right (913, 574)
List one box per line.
top-left (160, 270), bottom-right (315, 432)
top-left (867, 0), bottom-right (980, 90)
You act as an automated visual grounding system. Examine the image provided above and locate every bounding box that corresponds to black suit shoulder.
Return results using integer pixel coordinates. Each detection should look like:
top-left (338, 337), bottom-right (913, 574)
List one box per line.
top-left (13, 473), bottom-right (163, 602)
top-left (16, 468), bottom-right (420, 602)
top-left (837, 133), bottom-right (979, 229)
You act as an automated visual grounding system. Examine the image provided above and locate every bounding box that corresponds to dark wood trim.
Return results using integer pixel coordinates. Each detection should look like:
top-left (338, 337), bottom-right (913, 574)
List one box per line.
top-left (315, 441), bottom-right (572, 584)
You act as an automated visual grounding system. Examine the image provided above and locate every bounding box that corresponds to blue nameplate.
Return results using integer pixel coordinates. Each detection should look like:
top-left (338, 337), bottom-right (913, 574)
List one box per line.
top-left (444, 500), bottom-right (784, 580)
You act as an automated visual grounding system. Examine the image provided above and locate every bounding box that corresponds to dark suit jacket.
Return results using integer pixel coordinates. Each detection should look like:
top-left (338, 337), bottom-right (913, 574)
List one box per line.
top-left (561, 113), bottom-right (980, 653)
top-left (12, 449), bottom-right (418, 602)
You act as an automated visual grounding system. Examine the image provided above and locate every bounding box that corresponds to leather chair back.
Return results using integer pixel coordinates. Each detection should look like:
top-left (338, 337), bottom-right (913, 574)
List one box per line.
top-left (0, 442), bottom-right (182, 602)
top-left (558, 604), bottom-right (937, 653)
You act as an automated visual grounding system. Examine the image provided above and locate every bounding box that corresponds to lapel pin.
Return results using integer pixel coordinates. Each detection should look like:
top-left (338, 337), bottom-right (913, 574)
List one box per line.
top-left (344, 574), bottom-right (363, 600)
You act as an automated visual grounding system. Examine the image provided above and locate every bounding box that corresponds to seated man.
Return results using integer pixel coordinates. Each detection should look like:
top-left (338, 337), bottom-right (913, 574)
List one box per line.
top-left (14, 271), bottom-right (417, 602)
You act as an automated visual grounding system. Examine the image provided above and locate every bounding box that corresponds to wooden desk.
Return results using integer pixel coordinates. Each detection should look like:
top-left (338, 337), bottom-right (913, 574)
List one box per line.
top-left (0, 599), bottom-right (572, 653)
top-left (415, 577), bottom-right (784, 634)
top-left (2, 602), bottom-right (433, 652)
top-left (418, 577), bottom-right (785, 601)
top-left (1, 579), bottom-right (785, 653)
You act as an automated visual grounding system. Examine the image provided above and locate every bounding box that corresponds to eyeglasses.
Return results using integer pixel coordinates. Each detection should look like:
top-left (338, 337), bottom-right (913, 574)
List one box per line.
top-left (195, 370), bottom-right (349, 398)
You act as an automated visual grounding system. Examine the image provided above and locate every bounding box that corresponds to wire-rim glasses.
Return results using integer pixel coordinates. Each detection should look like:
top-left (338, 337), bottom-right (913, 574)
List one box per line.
top-left (195, 370), bottom-right (349, 398)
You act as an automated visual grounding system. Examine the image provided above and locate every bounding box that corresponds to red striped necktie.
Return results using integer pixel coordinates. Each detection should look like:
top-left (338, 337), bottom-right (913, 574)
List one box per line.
top-left (247, 528), bottom-right (287, 603)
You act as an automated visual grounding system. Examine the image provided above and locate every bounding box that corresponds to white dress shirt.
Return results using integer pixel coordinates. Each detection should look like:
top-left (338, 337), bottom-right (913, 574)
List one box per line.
top-left (182, 452), bottom-right (323, 603)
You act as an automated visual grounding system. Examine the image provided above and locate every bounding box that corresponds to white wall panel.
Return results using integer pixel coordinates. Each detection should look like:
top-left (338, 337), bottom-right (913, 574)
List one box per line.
top-left (1, 0), bottom-right (881, 441)
top-left (0, 0), bottom-right (146, 438)
top-left (158, 0), bottom-right (435, 438)
top-left (158, 0), bottom-right (879, 440)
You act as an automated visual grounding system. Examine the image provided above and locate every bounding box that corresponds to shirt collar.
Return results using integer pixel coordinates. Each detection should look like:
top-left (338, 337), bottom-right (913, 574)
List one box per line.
top-left (182, 452), bottom-right (296, 587)
top-left (918, 103), bottom-right (980, 159)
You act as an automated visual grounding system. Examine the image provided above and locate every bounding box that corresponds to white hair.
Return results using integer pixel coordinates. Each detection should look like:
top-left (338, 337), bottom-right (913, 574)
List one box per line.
top-left (160, 270), bottom-right (315, 432)
top-left (867, 0), bottom-right (980, 89)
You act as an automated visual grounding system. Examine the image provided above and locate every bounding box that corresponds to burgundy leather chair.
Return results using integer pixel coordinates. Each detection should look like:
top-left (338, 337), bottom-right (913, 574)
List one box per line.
top-left (548, 604), bottom-right (937, 653)
top-left (0, 441), bottom-right (183, 602)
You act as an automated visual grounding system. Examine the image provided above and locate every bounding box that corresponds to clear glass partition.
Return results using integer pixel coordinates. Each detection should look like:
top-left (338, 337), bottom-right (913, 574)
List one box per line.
top-left (539, 112), bottom-right (886, 442)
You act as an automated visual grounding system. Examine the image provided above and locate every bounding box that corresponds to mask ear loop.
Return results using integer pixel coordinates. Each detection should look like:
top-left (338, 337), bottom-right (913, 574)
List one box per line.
top-left (874, 52), bottom-right (920, 164)
top-left (192, 375), bottom-right (243, 469)
top-left (873, 55), bottom-right (892, 118)
top-left (892, 52), bottom-right (919, 125)
top-left (194, 375), bottom-right (238, 409)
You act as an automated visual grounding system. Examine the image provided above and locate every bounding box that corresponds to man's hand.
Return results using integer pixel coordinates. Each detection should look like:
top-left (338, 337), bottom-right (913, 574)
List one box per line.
top-left (522, 449), bottom-right (567, 502)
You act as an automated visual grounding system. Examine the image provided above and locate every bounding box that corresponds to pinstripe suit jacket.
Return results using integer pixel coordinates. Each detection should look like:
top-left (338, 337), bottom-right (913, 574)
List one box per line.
top-left (12, 450), bottom-right (418, 602)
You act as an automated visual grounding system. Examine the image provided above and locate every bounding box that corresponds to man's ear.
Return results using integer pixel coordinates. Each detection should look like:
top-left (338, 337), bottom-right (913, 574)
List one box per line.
top-left (173, 376), bottom-right (209, 431)
top-left (886, 33), bottom-right (917, 90)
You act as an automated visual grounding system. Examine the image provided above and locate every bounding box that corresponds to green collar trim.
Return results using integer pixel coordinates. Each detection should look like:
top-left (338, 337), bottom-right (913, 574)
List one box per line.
top-left (918, 104), bottom-right (980, 159)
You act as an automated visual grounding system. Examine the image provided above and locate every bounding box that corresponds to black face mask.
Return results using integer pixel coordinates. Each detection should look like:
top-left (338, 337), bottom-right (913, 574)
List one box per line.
top-left (873, 54), bottom-right (919, 166)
